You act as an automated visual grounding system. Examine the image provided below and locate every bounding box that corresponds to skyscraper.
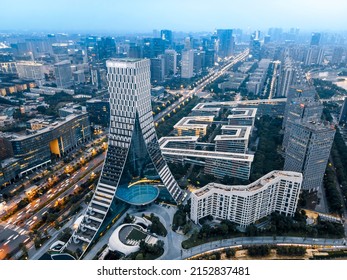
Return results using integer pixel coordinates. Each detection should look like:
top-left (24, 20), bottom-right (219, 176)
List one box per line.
top-left (310, 32), bottom-right (321, 46)
top-left (161, 29), bottom-right (173, 48)
top-left (284, 120), bottom-right (335, 190)
top-left (216, 29), bottom-right (234, 58)
top-left (339, 97), bottom-right (347, 125)
top-left (150, 55), bottom-right (165, 83)
top-left (181, 49), bottom-right (194, 79)
top-left (67, 58), bottom-right (184, 257)
top-left (164, 49), bottom-right (177, 76)
top-left (54, 60), bottom-right (73, 88)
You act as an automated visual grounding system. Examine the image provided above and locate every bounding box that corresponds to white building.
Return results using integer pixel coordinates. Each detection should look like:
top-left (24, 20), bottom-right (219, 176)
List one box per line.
top-left (54, 60), bottom-right (73, 88)
top-left (191, 170), bottom-right (302, 227)
top-left (16, 61), bottom-right (45, 85)
top-left (181, 49), bottom-right (194, 79)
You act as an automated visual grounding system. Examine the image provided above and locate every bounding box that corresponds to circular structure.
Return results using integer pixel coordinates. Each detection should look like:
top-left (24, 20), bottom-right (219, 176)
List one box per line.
top-left (116, 184), bottom-right (159, 206)
top-left (109, 224), bottom-right (148, 255)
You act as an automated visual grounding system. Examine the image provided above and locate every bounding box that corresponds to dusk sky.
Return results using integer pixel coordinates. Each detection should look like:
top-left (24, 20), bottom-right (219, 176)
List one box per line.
top-left (1, 0), bottom-right (347, 32)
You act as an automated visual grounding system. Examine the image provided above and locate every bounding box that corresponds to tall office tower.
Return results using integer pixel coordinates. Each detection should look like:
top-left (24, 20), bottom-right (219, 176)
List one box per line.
top-left (216, 29), bottom-right (233, 58)
top-left (161, 29), bottom-right (173, 48)
top-left (184, 37), bottom-right (192, 50)
top-left (278, 58), bottom-right (295, 97)
top-left (204, 49), bottom-right (215, 68)
top-left (339, 97), bottom-right (347, 125)
top-left (282, 87), bottom-right (317, 129)
top-left (250, 38), bottom-right (261, 60)
top-left (54, 60), bottom-right (73, 88)
top-left (331, 47), bottom-right (344, 65)
top-left (191, 171), bottom-right (302, 227)
top-left (152, 38), bottom-right (165, 57)
top-left (52, 43), bottom-right (69, 62)
top-left (282, 97), bottom-right (323, 149)
top-left (67, 59), bottom-right (184, 257)
top-left (164, 49), bottom-right (177, 76)
top-left (181, 49), bottom-right (194, 79)
top-left (310, 32), bottom-right (321, 46)
top-left (193, 50), bottom-right (205, 74)
top-left (150, 55), bottom-right (165, 83)
top-left (128, 43), bottom-right (141, 58)
top-left (284, 120), bottom-right (335, 190)
top-left (142, 38), bottom-right (154, 58)
top-left (304, 46), bottom-right (324, 65)
top-left (16, 61), bottom-right (45, 85)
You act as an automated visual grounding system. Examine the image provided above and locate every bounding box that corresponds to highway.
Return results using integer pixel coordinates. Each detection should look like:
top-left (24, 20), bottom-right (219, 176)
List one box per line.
top-left (0, 135), bottom-right (107, 259)
top-left (177, 236), bottom-right (347, 260)
top-left (153, 49), bottom-right (249, 123)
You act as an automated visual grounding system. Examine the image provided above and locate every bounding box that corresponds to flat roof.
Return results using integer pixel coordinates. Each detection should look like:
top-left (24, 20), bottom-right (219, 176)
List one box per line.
top-left (193, 170), bottom-right (302, 197)
top-left (162, 147), bottom-right (254, 162)
top-left (174, 116), bottom-right (214, 129)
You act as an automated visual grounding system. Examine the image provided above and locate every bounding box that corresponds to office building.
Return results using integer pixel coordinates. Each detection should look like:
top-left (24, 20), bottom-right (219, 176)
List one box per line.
top-left (339, 97), bottom-right (347, 125)
top-left (216, 29), bottom-right (233, 58)
top-left (67, 58), bottom-right (184, 257)
top-left (150, 55), bottom-right (165, 83)
top-left (16, 61), bottom-right (45, 85)
top-left (227, 108), bottom-right (257, 126)
top-left (310, 32), bottom-right (321, 46)
top-left (164, 49), bottom-right (177, 76)
top-left (174, 116), bottom-right (214, 137)
top-left (215, 125), bottom-right (251, 153)
top-left (86, 99), bottom-right (110, 127)
top-left (191, 171), bottom-right (302, 228)
top-left (181, 49), bottom-right (194, 79)
top-left (282, 97), bottom-right (323, 149)
top-left (161, 30), bottom-right (173, 48)
top-left (9, 113), bottom-right (91, 175)
top-left (284, 120), bottom-right (335, 190)
top-left (331, 47), bottom-right (344, 65)
top-left (54, 60), bottom-right (73, 88)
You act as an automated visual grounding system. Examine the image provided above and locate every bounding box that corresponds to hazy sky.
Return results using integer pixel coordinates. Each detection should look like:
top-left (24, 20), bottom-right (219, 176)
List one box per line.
top-left (1, 0), bottom-right (347, 33)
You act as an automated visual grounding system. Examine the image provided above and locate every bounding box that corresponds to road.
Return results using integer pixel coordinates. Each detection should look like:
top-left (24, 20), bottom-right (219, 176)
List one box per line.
top-left (178, 236), bottom-right (347, 260)
top-left (153, 49), bottom-right (249, 123)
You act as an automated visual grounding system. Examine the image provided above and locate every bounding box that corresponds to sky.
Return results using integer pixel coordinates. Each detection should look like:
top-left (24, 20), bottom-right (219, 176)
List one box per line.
top-left (1, 0), bottom-right (347, 33)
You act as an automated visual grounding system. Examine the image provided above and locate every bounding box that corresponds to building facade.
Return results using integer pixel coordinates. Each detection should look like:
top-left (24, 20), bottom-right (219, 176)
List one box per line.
top-left (191, 171), bottom-right (302, 227)
top-left (284, 120), bottom-right (335, 190)
top-left (67, 58), bottom-right (184, 257)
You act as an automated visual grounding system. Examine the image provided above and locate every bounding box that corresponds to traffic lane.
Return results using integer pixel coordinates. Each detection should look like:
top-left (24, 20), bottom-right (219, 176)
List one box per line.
top-left (0, 224), bottom-right (29, 259)
top-left (10, 153), bottom-right (105, 225)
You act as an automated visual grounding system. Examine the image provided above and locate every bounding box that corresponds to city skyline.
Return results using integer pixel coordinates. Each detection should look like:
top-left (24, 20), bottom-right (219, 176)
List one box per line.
top-left (1, 0), bottom-right (347, 33)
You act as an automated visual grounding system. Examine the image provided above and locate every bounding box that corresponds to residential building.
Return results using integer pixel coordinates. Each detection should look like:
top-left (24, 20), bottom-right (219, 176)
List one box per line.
top-left (191, 171), bottom-right (302, 227)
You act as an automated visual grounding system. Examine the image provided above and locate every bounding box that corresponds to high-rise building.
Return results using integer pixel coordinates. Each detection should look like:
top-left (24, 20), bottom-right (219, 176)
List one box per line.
top-left (339, 97), bottom-right (347, 125)
top-left (16, 61), bottom-right (45, 85)
top-left (161, 29), bottom-right (173, 48)
top-left (310, 32), bottom-right (321, 46)
top-left (331, 47), bottom-right (344, 65)
top-left (54, 60), bottom-right (73, 88)
top-left (282, 97), bottom-right (323, 149)
top-left (284, 120), bottom-right (335, 190)
top-left (193, 50), bottom-right (205, 74)
top-left (164, 49), bottom-right (177, 76)
top-left (67, 58), bottom-right (184, 257)
top-left (191, 170), bottom-right (302, 227)
top-left (150, 55), bottom-right (165, 83)
top-left (216, 29), bottom-right (234, 58)
top-left (86, 99), bottom-right (110, 127)
top-left (181, 49), bottom-right (194, 79)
